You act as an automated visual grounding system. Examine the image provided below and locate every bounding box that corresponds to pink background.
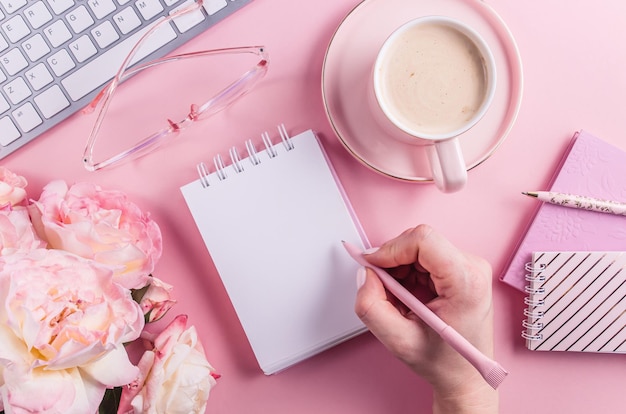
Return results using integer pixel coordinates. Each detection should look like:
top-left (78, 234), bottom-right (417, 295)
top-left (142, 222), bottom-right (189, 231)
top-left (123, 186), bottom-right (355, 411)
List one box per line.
top-left (6, 0), bottom-right (626, 412)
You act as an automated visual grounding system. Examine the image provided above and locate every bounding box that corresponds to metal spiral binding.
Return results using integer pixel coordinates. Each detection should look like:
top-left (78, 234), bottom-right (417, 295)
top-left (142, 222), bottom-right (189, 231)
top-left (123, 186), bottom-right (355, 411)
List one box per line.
top-left (197, 162), bottom-right (210, 188)
top-left (524, 262), bottom-right (546, 282)
top-left (521, 331), bottom-right (543, 341)
top-left (261, 131), bottom-right (278, 158)
top-left (524, 285), bottom-right (545, 295)
top-left (521, 260), bottom-right (546, 342)
top-left (229, 147), bottom-right (245, 173)
top-left (523, 296), bottom-right (545, 307)
top-left (523, 308), bottom-right (544, 318)
top-left (195, 124), bottom-right (294, 188)
top-left (278, 123), bottom-right (295, 151)
top-left (214, 153), bottom-right (227, 181)
top-left (245, 139), bottom-right (261, 166)
top-left (522, 320), bottom-right (544, 330)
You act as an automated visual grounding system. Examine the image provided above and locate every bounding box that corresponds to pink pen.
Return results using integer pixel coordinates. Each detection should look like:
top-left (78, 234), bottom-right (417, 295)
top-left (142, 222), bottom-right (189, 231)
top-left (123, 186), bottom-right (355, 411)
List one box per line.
top-left (342, 241), bottom-right (508, 389)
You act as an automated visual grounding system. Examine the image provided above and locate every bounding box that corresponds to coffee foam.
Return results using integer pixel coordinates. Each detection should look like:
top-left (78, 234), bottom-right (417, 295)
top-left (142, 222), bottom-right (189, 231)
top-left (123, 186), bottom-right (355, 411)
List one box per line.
top-left (378, 22), bottom-right (487, 136)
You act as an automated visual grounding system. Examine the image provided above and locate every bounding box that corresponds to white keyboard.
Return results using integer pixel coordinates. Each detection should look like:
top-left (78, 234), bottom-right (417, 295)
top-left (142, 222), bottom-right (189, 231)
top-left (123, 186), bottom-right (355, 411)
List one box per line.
top-left (0, 0), bottom-right (252, 157)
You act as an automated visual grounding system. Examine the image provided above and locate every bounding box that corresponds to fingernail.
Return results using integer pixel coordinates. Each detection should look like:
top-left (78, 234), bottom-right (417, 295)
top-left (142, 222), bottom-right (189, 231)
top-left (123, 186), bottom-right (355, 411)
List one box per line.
top-left (356, 267), bottom-right (367, 289)
top-left (363, 247), bottom-right (379, 255)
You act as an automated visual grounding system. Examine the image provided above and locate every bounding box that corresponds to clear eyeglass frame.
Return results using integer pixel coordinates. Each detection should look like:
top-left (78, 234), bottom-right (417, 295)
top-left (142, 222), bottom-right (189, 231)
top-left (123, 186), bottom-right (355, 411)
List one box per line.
top-left (82, 0), bottom-right (269, 171)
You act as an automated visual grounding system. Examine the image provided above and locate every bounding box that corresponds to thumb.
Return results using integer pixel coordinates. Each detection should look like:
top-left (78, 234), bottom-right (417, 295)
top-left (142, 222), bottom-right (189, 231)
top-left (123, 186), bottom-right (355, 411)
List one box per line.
top-left (354, 267), bottom-right (422, 346)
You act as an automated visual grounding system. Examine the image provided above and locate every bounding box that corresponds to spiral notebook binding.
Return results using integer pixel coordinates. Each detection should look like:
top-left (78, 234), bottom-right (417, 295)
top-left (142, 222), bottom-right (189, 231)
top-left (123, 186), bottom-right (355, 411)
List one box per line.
top-left (245, 139), bottom-right (261, 166)
top-left (229, 147), bottom-right (245, 173)
top-left (261, 131), bottom-right (278, 158)
top-left (521, 260), bottom-right (546, 342)
top-left (278, 123), bottom-right (295, 151)
top-left (197, 162), bottom-right (210, 188)
top-left (197, 124), bottom-right (295, 188)
top-left (523, 308), bottom-right (544, 318)
top-left (214, 153), bottom-right (227, 181)
top-left (524, 285), bottom-right (545, 295)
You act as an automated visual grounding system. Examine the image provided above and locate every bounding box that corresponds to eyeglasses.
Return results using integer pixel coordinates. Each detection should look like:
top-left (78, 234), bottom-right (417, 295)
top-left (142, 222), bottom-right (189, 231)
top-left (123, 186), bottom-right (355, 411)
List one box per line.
top-left (82, 0), bottom-right (269, 171)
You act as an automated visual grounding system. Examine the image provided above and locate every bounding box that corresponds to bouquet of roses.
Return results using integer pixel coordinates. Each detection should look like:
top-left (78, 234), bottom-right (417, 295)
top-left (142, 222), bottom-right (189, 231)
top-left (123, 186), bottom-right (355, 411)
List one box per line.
top-left (0, 167), bottom-right (218, 414)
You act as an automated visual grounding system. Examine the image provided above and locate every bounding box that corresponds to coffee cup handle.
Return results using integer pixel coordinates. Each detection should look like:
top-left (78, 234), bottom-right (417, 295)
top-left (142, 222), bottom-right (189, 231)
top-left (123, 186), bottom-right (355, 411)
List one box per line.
top-left (426, 138), bottom-right (468, 193)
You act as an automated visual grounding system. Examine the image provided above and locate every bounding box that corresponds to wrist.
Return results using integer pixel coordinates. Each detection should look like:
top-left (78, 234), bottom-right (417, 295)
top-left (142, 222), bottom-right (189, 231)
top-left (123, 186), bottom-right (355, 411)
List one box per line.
top-left (432, 377), bottom-right (498, 414)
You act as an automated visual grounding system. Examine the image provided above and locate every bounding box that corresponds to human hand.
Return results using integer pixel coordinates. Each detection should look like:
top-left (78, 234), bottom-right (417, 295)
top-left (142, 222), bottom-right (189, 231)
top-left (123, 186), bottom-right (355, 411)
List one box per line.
top-left (355, 224), bottom-right (497, 414)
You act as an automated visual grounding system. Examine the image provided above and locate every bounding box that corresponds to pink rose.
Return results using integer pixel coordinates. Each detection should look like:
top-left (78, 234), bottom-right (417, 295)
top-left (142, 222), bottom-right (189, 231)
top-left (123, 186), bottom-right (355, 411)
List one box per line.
top-left (0, 205), bottom-right (46, 255)
top-left (118, 315), bottom-right (218, 414)
top-left (0, 249), bottom-right (145, 413)
top-left (0, 167), bottom-right (27, 206)
top-left (139, 277), bottom-right (177, 323)
top-left (29, 180), bottom-right (162, 289)
top-left (0, 249), bottom-right (144, 413)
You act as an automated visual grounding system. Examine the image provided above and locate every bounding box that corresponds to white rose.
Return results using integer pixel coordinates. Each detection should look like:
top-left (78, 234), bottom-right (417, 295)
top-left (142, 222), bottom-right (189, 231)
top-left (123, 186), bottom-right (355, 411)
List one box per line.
top-left (118, 315), bottom-right (218, 414)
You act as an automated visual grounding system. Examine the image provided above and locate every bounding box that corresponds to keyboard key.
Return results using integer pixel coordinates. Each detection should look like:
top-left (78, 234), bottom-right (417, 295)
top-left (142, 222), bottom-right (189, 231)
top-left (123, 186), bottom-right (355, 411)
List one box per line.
top-left (0, 0), bottom-right (27, 14)
top-left (66, 5), bottom-right (95, 33)
top-left (24, 1), bottom-right (54, 29)
top-left (135, 0), bottom-right (163, 21)
top-left (69, 34), bottom-right (97, 62)
top-left (3, 76), bottom-right (31, 104)
top-left (0, 0), bottom-right (250, 161)
top-left (0, 34), bottom-right (8, 53)
top-left (0, 48), bottom-right (28, 76)
top-left (34, 85), bottom-right (70, 118)
top-left (203, 0), bottom-right (227, 15)
top-left (25, 63), bottom-right (54, 90)
top-left (88, 0), bottom-right (116, 19)
top-left (2, 15), bottom-right (31, 43)
top-left (0, 94), bottom-right (9, 113)
top-left (22, 33), bottom-right (51, 61)
top-left (47, 49), bottom-right (75, 76)
top-left (12, 102), bottom-right (42, 132)
top-left (46, 0), bottom-right (74, 15)
top-left (62, 19), bottom-right (176, 101)
top-left (0, 116), bottom-right (21, 146)
top-left (44, 19), bottom-right (72, 47)
top-left (92, 20), bottom-right (119, 49)
top-left (170, 0), bottom-right (205, 33)
top-left (113, 6), bottom-right (141, 35)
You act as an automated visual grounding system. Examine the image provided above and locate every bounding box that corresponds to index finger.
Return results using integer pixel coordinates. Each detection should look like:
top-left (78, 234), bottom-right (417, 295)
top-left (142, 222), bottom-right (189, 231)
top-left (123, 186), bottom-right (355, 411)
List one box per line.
top-left (364, 224), bottom-right (469, 291)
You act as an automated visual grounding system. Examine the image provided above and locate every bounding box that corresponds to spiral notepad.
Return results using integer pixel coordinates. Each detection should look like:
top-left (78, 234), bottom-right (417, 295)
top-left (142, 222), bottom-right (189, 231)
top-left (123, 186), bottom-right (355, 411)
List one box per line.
top-left (180, 126), bottom-right (369, 374)
top-left (522, 251), bottom-right (626, 353)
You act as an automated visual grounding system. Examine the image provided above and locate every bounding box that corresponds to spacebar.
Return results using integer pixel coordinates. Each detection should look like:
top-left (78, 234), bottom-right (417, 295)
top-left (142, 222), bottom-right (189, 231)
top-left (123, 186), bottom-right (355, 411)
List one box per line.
top-left (62, 19), bottom-right (177, 102)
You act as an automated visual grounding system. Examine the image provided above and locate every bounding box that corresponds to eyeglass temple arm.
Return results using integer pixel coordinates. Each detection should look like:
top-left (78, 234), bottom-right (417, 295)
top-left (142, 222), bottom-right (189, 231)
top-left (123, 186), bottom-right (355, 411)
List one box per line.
top-left (82, 0), bottom-right (206, 115)
top-left (190, 55), bottom-right (269, 119)
top-left (83, 46), bottom-right (268, 116)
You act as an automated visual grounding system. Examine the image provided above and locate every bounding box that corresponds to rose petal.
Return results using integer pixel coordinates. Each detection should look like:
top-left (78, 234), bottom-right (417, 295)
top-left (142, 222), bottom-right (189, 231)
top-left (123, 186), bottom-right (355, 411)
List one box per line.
top-left (28, 181), bottom-right (162, 290)
top-left (81, 345), bottom-right (140, 387)
top-left (2, 364), bottom-right (77, 413)
top-left (126, 316), bottom-right (217, 414)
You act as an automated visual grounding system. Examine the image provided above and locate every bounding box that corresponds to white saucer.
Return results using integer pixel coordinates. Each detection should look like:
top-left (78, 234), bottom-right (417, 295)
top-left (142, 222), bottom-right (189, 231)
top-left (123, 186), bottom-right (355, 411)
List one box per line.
top-left (321, 0), bottom-right (523, 182)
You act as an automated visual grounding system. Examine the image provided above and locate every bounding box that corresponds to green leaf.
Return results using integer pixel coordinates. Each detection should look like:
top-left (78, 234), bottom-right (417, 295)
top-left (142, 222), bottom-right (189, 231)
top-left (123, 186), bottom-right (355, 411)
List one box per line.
top-left (99, 387), bottom-right (123, 414)
top-left (131, 283), bottom-right (150, 304)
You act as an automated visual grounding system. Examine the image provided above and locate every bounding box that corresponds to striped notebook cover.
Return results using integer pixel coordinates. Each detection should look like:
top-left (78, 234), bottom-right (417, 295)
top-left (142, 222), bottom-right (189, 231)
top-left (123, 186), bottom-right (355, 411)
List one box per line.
top-left (522, 251), bottom-right (626, 353)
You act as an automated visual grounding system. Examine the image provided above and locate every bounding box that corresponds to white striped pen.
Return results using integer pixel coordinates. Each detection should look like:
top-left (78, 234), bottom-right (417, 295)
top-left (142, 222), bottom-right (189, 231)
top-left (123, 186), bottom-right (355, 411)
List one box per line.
top-left (522, 191), bottom-right (626, 216)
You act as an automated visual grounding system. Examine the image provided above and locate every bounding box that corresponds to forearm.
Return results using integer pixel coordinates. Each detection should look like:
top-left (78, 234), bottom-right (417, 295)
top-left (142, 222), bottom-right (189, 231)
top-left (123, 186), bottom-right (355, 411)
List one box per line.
top-left (432, 381), bottom-right (498, 414)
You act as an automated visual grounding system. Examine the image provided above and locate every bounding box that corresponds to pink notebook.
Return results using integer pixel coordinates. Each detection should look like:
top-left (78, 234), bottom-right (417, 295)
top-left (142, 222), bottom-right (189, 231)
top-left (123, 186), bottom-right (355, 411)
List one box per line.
top-left (500, 130), bottom-right (626, 291)
top-left (522, 251), bottom-right (626, 353)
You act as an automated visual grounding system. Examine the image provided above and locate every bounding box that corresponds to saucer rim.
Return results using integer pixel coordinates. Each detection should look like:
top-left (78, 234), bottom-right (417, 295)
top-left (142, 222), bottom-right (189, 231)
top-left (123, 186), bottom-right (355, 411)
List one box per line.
top-left (321, 0), bottom-right (524, 183)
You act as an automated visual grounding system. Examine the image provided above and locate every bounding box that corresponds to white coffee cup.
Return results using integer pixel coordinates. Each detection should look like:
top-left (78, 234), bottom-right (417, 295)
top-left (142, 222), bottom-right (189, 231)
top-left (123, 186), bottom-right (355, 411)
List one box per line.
top-left (371, 16), bottom-right (497, 192)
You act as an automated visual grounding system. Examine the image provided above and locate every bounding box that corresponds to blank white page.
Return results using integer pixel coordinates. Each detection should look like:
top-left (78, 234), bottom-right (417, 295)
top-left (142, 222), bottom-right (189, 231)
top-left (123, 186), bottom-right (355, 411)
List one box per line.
top-left (181, 129), bottom-right (368, 374)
